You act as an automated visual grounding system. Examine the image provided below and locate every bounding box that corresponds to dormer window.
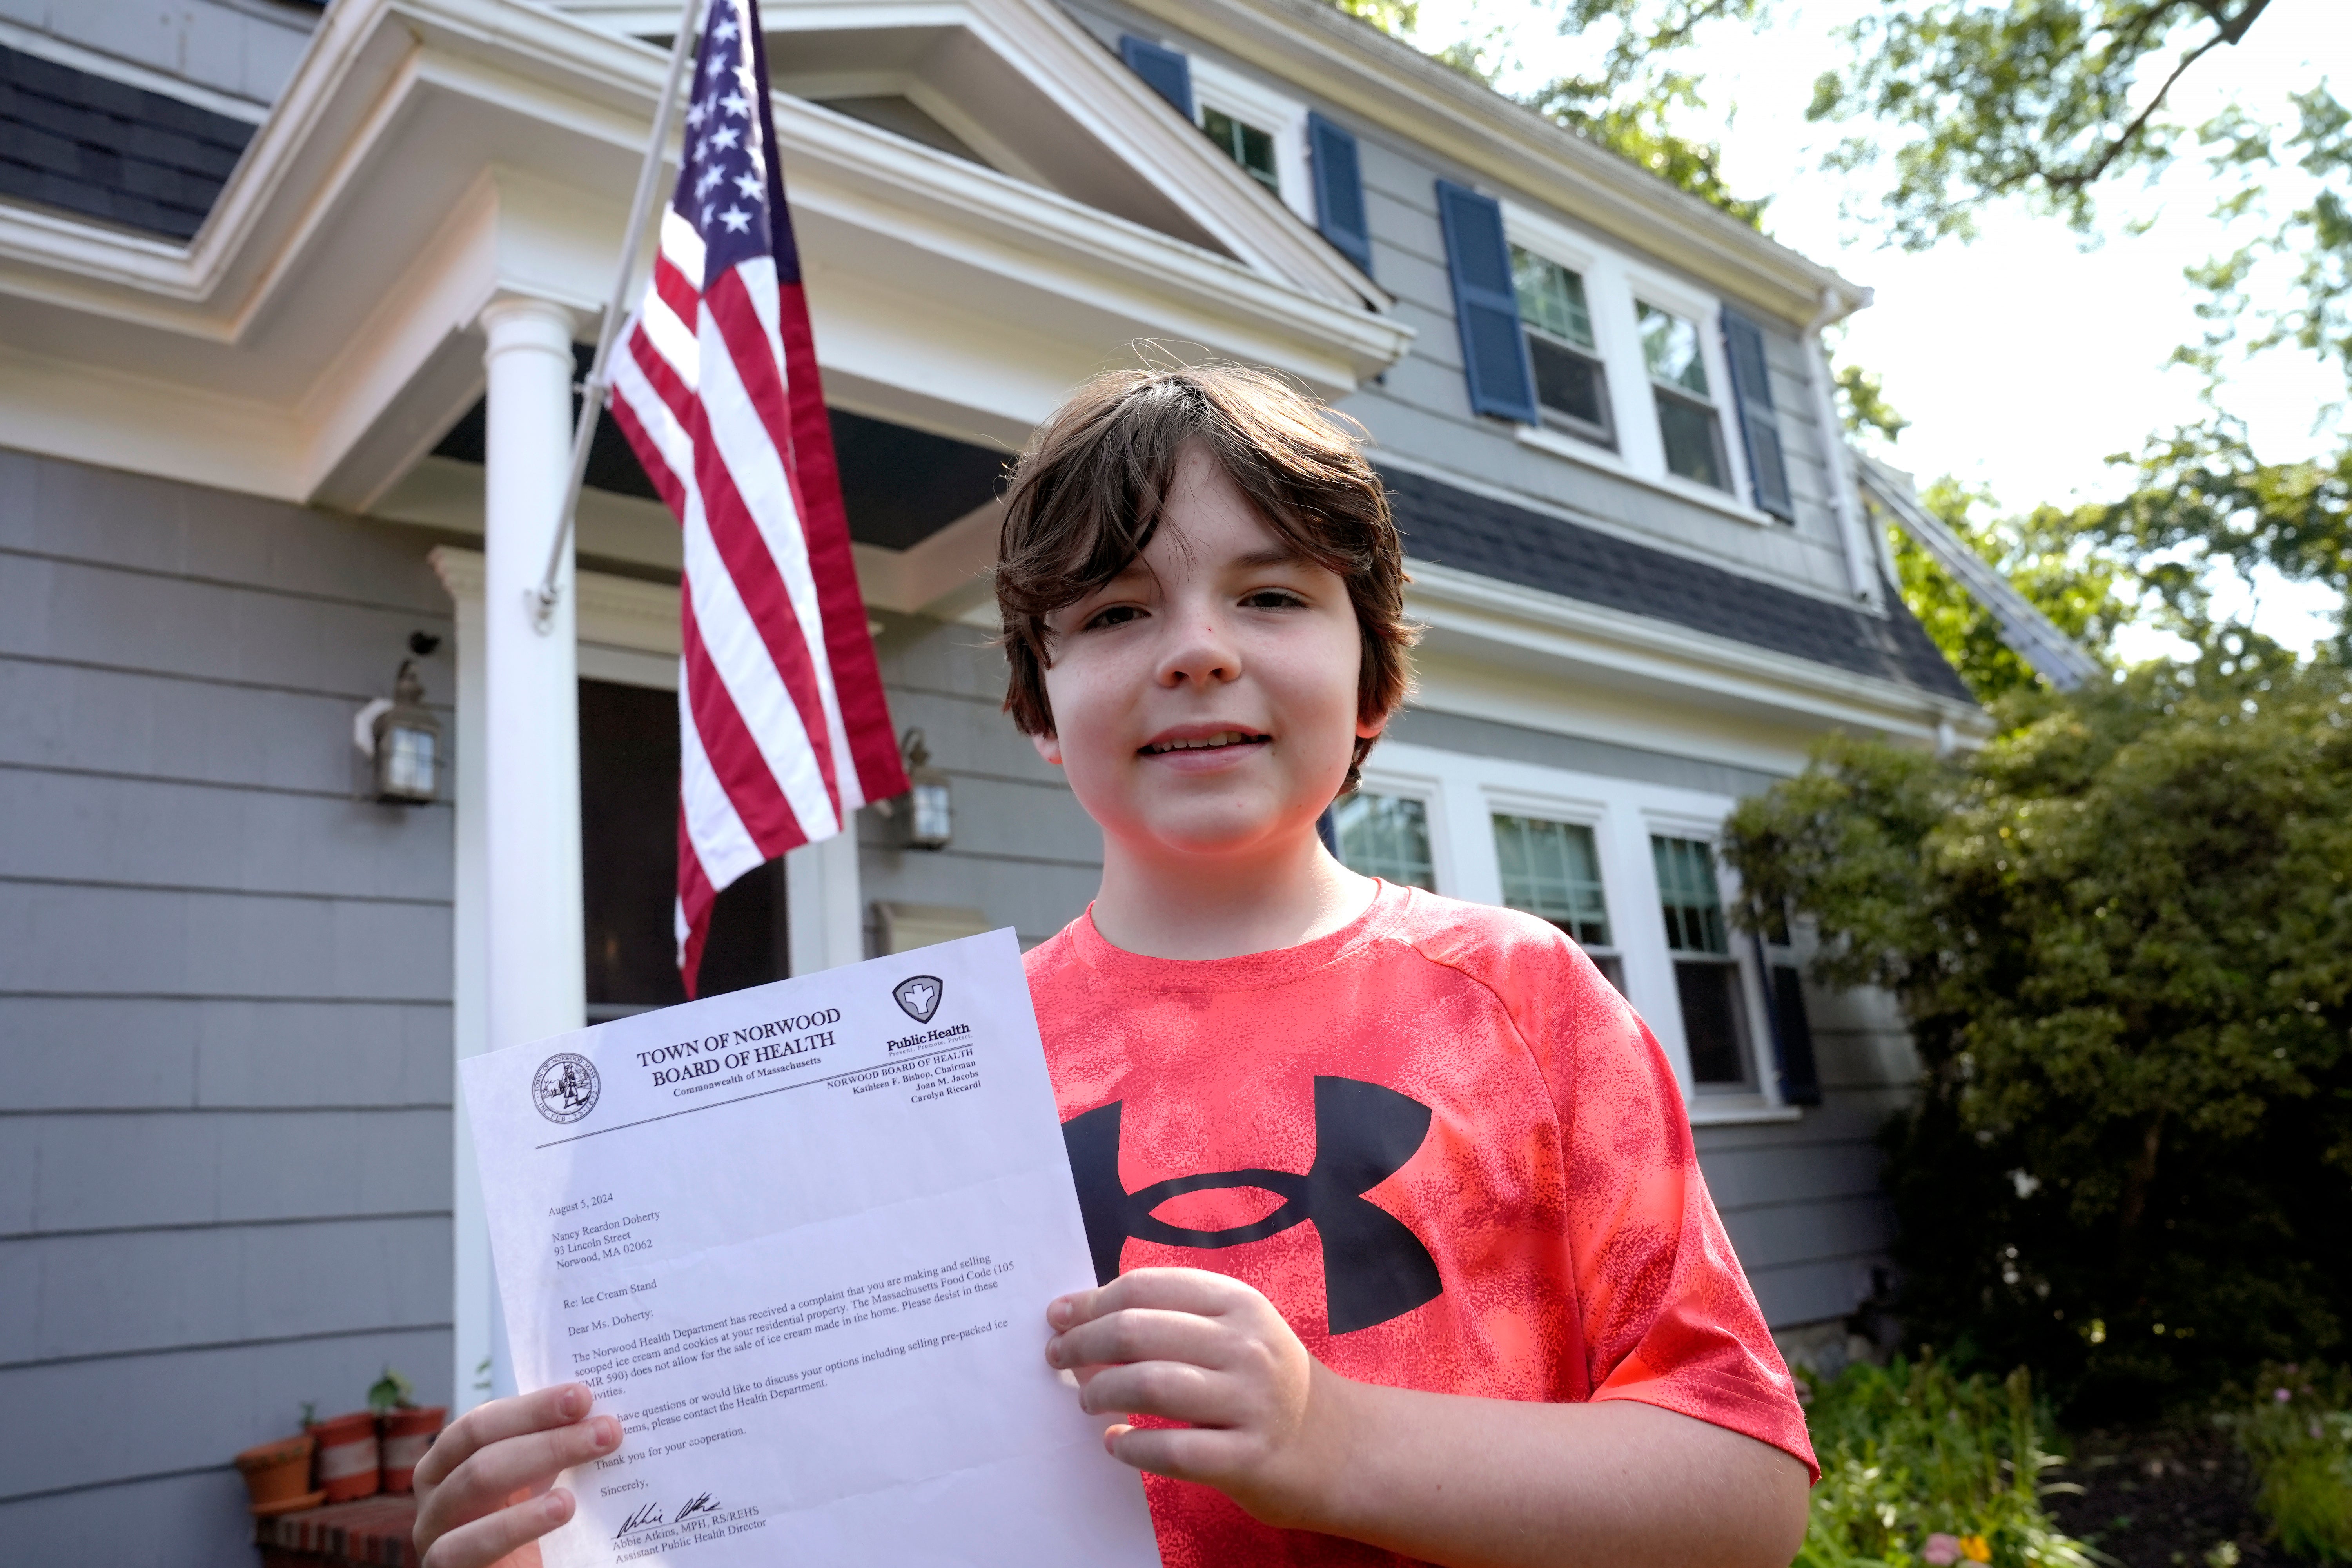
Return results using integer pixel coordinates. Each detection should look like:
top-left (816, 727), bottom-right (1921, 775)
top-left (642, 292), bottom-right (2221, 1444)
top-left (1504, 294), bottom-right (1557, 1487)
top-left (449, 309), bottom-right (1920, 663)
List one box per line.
top-left (1203, 106), bottom-right (1280, 196)
top-left (1187, 55), bottom-right (1318, 227)
top-left (1638, 302), bottom-right (1729, 491)
top-left (1512, 247), bottom-right (1613, 448)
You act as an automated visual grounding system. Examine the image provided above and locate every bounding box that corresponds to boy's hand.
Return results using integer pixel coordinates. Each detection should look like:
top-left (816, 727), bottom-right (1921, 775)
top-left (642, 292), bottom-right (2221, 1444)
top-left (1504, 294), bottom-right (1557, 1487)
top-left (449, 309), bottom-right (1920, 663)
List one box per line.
top-left (1045, 1267), bottom-right (1354, 1529)
top-left (412, 1384), bottom-right (622, 1568)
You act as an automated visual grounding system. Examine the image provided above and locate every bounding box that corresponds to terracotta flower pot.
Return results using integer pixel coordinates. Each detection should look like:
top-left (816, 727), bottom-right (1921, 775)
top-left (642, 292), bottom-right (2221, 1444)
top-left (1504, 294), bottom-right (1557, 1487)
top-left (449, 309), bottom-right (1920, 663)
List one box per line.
top-left (379, 1405), bottom-right (446, 1493)
top-left (234, 1432), bottom-right (317, 1513)
top-left (311, 1410), bottom-right (381, 1503)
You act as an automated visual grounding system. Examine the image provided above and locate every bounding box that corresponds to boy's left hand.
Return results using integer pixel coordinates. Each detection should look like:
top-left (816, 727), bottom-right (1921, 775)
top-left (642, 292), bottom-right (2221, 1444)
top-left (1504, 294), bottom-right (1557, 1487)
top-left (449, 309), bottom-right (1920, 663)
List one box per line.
top-left (1044, 1267), bottom-right (1352, 1528)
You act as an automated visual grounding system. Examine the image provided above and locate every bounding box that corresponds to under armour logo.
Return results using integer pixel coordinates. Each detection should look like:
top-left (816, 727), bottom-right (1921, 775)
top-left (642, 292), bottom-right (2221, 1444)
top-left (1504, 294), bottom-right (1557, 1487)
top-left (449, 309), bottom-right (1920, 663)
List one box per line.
top-left (1061, 1076), bottom-right (1443, 1334)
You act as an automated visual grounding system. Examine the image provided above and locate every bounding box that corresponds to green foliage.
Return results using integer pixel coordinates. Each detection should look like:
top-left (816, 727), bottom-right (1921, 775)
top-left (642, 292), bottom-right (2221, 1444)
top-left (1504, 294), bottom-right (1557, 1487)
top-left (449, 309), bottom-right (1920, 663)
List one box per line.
top-left (1798, 1356), bottom-right (2095, 1568)
top-left (368, 1365), bottom-right (417, 1415)
top-left (1885, 480), bottom-right (2132, 704)
top-left (2228, 1363), bottom-right (2352, 1561)
top-left (1722, 666), bottom-right (2352, 1413)
top-left (1526, 71), bottom-right (1769, 226)
top-left (1807, 0), bottom-right (2277, 247)
top-left (2087, 420), bottom-right (2352, 656)
top-left (1838, 363), bottom-right (1913, 446)
top-left (1323, 0), bottom-right (1420, 36)
top-left (2185, 85), bottom-right (2352, 389)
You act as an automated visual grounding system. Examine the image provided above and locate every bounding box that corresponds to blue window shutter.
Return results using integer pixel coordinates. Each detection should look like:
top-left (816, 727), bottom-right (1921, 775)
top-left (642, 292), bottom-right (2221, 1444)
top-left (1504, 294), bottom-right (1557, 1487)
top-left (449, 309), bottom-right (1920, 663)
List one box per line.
top-left (1720, 307), bottom-right (1794, 520)
top-left (1307, 111), bottom-right (1373, 275)
top-left (1119, 35), bottom-right (1193, 120)
top-left (1435, 180), bottom-right (1537, 424)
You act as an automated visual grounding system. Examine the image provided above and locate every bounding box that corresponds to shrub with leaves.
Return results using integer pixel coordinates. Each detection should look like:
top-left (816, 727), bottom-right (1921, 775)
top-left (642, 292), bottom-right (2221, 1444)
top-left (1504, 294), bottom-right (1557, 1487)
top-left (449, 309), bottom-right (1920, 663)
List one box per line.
top-left (2228, 1363), bottom-right (2352, 1562)
top-left (1798, 1356), bottom-right (2094, 1568)
top-left (1724, 660), bottom-right (2352, 1413)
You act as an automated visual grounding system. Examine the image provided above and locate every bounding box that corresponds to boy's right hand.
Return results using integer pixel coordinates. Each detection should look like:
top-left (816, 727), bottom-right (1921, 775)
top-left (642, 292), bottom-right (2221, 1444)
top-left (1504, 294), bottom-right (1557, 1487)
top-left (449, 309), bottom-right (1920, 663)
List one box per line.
top-left (412, 1384), bottom-right (622, 1568)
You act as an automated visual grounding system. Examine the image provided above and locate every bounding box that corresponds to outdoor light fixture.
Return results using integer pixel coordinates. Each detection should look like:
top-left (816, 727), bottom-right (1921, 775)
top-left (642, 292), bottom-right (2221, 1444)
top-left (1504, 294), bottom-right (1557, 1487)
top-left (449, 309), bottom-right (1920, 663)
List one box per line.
top-left (353, 653), bottom-right (442, 805)
top-left (898, 728), bottom-right (952, 850)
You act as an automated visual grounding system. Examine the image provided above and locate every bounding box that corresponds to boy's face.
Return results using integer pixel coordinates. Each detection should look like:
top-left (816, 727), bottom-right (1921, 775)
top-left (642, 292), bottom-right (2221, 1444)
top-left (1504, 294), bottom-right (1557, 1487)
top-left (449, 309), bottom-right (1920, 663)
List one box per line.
top-left (1032, 444), bottom-right (1378, 863)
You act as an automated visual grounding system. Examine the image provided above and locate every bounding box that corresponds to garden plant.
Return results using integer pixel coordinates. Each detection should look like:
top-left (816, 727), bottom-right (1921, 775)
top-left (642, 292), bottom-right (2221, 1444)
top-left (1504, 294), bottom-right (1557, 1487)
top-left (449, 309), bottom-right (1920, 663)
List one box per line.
top-left (1797, 1355), bottom-right (2095, 1568)
top-left (2229, 1363), bottom-right (2352, 1561)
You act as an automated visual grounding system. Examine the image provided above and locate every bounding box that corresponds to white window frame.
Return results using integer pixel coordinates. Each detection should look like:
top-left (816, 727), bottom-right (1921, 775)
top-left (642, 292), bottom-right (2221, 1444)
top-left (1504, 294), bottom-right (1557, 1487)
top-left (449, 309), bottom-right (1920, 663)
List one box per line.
top-left (1639, 806), bottom-right (1778, 1102)
top-left (1187, 54), bottom-right (1318, 227)
top-left (1368, 736), bottom-right (1799, 1124)
top-left (1350, 760), bottom-right (1456, 892)
top-left (1502, 201), bottom-right (1771, 527)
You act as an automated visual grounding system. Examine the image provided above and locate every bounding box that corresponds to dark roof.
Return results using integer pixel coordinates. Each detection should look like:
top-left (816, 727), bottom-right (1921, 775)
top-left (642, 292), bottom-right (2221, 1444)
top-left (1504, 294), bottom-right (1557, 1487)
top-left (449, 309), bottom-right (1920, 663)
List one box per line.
top-left (0, 45), bottom-right (256, 240)
top-left (1379, 463), bottom-right (1973, 703)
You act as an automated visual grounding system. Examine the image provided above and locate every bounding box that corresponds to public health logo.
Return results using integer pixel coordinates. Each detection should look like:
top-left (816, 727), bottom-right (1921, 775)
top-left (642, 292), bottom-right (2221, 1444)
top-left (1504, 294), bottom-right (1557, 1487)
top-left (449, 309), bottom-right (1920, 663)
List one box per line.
top-left (892, 975), bottom-right (943, 1024)
top-left (532, 1052), bottom-right (600, 1124)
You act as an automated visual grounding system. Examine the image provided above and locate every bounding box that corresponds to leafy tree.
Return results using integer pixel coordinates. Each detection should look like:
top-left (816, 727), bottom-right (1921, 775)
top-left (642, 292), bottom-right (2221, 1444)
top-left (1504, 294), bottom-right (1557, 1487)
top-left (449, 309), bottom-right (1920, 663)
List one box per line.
top-left (1810, 0), bottom-right (2280, 247)
top-left (1526, 71), bottom-right (1769, 225)
top-left (1326, 0), bottom-right (1422, 34)
top-left (1886, 482), bottom-right (2134, 703)
top-left (1723, 663), bottom-right (2352, 1413)
top-left (1835, 363), bottom-right (1912, 446)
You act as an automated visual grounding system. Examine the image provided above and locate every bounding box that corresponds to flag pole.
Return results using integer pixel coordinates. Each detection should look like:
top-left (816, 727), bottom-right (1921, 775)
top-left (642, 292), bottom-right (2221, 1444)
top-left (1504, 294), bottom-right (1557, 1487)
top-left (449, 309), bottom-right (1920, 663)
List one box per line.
top-left (530, 0), bottom-right (708, 634)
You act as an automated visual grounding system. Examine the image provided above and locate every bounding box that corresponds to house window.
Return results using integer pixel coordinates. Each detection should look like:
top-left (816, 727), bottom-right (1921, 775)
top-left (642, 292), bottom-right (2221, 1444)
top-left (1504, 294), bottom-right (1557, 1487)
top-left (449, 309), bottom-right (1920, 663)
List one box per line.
top-left (1637, 303), bottom-right (1728, 490)
top-left (1203, 105), bottom-right (1280, 196)
top-left (1652, 835), bottom-right (1750, 1085)
top-left (1333, 791), bottom-right (1435, 889)
top-left (1494, 814), bottom-right (1624, 992)
top-left (1511, 248), bottom-right (1613, 446)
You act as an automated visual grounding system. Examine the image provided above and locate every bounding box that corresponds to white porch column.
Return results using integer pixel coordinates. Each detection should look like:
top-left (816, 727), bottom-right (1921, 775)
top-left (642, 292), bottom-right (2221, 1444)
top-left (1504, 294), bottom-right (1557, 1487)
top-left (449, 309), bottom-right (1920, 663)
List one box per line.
top-left (429, 546), bottom-right (496, 1412)
top-left (786, 828), bottom-right (866, 975)
top-left (480, 296), bottom-right (588, 1060)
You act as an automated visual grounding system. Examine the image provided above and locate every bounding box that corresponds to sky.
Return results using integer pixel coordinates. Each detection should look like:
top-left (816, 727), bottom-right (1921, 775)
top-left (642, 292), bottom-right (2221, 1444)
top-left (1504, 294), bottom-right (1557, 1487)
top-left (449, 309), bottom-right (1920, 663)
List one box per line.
top-left (1403, 0), bottom-right (2352, 655)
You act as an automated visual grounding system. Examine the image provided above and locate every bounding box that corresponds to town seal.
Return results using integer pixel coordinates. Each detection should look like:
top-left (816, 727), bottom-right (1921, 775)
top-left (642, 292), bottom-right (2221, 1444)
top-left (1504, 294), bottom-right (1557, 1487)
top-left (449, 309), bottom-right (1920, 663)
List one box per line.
top-left (532, 1052), bottom-right (600, 1124)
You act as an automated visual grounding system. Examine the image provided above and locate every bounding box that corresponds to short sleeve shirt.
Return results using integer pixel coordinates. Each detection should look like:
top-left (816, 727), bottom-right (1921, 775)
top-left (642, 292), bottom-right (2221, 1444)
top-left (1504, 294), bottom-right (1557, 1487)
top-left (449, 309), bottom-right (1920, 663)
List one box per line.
top-left (1024, 881), bottom-right (1816, 1567)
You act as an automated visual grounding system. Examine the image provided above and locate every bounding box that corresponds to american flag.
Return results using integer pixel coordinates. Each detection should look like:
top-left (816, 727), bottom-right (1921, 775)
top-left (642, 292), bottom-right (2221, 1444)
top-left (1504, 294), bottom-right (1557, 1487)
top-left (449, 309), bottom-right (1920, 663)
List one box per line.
top-left (608, 0), bottom-right (906, 993)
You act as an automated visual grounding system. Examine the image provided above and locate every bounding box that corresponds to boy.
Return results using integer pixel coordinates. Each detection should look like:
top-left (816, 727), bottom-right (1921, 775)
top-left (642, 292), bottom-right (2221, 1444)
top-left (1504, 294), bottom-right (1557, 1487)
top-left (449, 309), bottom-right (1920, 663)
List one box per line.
top-left (414, 368), bottom-right (1815, 1568)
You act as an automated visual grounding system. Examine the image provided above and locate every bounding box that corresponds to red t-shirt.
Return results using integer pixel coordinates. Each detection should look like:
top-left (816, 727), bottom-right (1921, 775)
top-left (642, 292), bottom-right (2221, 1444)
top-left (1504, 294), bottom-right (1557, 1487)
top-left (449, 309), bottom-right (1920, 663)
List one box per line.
top-left (1026, 880), bottom-right (1817, 1566)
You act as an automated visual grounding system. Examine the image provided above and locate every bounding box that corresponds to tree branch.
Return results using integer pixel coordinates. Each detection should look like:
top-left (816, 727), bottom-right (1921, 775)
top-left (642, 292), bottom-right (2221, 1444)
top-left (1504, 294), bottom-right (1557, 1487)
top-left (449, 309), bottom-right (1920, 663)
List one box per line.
top-left (2043, 0), bottom-right (2271, 193)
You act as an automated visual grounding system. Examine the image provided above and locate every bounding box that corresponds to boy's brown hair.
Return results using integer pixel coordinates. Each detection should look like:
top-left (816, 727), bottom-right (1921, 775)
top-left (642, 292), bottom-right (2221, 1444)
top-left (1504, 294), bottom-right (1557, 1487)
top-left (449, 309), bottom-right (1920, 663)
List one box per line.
top-left (994, 365), bottom-right (1414, 792)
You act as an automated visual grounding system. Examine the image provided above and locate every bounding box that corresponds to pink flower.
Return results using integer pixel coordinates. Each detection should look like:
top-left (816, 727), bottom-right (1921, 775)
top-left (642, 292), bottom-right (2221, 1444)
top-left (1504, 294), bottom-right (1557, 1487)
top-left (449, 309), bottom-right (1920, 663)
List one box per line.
top-left (1924, 1534), bottom-right (1964, 1566)
top-left (2275, 1387), bottom-right (2294, 1403)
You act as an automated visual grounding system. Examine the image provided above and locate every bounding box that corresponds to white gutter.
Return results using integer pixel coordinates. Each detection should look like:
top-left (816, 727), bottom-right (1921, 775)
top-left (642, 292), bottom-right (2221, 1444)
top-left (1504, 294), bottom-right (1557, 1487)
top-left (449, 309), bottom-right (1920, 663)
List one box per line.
top-left (1803, 285), bottom-right (1884, 610)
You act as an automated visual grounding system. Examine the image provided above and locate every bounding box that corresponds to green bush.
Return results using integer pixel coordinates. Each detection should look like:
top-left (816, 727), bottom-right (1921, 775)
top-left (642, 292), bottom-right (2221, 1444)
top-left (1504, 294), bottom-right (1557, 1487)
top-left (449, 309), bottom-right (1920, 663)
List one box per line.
top-left (1798, 1356), bottom-right (2096, 1568)
top-left (2229, 1363), bottom-right (2352, 1562)
top-left (1723, 663), bottom-right (2352, 1414)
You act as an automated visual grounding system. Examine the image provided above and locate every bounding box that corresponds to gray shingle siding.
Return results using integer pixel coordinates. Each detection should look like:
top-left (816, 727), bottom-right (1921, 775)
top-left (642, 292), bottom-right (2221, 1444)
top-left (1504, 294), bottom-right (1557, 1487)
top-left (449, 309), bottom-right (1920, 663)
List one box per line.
top-left (0, 449), bottom-right (454, 1564)
top-left (0, 45), bottom-right (256, 239)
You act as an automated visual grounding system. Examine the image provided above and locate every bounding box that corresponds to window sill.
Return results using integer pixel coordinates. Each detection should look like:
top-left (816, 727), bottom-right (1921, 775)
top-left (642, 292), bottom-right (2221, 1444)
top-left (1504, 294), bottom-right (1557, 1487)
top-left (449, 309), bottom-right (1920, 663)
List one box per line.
top-left (1513, 423), bottom-right (1777, 528)
top-left (1684, 1096), bottom-right (1805, 1126)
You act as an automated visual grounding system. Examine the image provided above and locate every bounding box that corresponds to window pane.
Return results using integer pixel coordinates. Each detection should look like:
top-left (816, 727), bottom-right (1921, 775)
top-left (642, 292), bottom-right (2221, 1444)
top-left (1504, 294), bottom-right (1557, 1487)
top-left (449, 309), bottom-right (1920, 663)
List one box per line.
top-left (1204, 106), bottom-right (1280, 195)
top-left (1493, 815), bottom-right (1611, 947)
top-left (1527, 334), bottom-right (1612, 437)
top-left (1655, 388), bottom-right (1726, 489)
top-left (1334, 792), bottom-right (1435, 889)
top-left (1590, 952), bottom-right (1626, 997)
top-left (1676, 960), bottom-right (1751, 1084)
top-left (1651, 836), bottom-right (1730, 954)
top-left (1511, 247), bottom-right (1593, 347)
top-left (1637, 303), bottom-right (1709, 395)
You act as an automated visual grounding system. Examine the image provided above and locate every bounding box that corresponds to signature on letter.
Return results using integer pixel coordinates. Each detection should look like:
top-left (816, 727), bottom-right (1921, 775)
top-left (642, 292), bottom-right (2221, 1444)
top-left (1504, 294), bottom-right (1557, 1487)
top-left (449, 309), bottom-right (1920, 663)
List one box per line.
top-left (615, 1492), bottom-right (724, 1540)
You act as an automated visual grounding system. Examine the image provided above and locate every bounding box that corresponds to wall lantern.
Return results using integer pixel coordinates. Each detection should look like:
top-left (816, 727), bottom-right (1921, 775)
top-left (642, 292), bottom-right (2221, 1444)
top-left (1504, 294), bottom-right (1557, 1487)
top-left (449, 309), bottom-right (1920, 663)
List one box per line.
top-left (898, 728), bottom-right (952, 850)
top-left (353, 652), bottom-right (442, 805)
